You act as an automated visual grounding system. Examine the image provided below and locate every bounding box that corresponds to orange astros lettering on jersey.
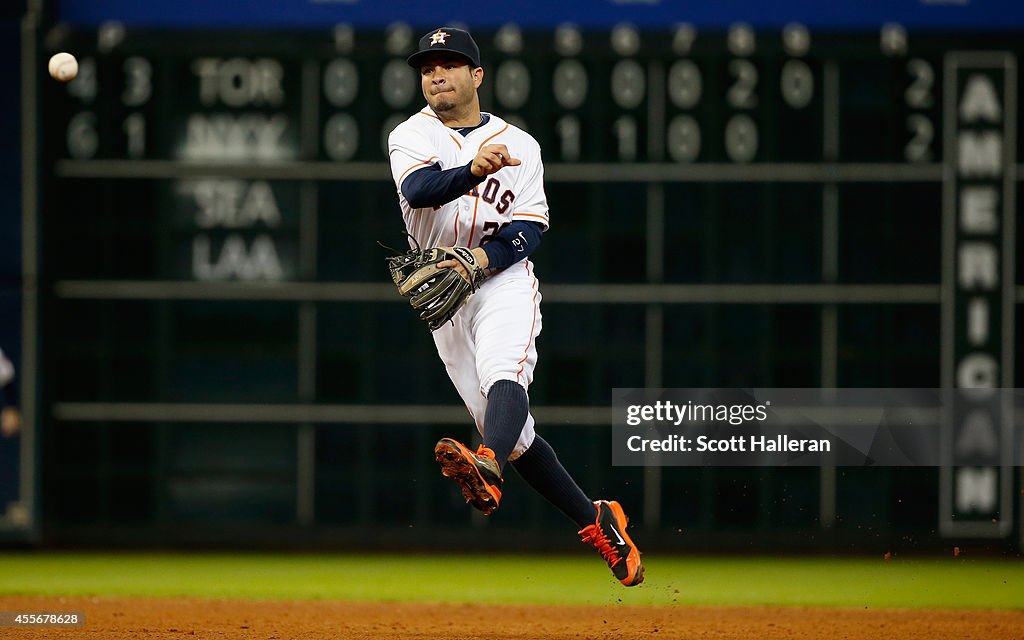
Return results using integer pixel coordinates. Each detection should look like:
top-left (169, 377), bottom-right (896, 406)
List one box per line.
top-left (496, 189), bottom-right (514, 214)
top-left (467, 178), bottom-right (515, 213)
top-left (481, 178), bottom-right (500, 202)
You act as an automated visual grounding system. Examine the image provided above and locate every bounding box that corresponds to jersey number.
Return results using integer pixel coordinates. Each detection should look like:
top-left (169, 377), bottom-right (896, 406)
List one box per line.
top-left (480, 221), bottom-right (511, 244)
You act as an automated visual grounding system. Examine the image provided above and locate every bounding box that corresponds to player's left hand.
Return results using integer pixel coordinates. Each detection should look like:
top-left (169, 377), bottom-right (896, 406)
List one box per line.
top-left (438, 247), bottom-right (489, 279)
top-left (386, 245), bottom-right (489, 331)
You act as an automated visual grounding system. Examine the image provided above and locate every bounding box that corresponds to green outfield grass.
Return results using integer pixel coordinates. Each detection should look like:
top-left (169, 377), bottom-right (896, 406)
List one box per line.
top-left (0, 553), bottom-right (1020, 609)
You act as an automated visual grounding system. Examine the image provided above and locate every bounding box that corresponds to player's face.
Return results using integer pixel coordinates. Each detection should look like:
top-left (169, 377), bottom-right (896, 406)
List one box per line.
top-left (419, 54), bottom-right (483, 113)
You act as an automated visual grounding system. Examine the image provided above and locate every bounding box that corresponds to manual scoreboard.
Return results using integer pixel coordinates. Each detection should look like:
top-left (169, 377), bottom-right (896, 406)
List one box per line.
top-left (44, 25), bottom-right (1000, 281)
top-left (36, 22), bottom-right (1021, 541)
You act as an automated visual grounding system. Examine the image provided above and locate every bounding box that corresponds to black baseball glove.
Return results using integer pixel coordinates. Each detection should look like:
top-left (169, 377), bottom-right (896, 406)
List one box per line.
top-left (386, 242), bottom-right (487, 331)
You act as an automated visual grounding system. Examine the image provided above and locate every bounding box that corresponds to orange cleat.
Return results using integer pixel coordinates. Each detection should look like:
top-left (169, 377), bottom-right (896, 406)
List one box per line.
top-left (579, 499), bottom-right (645, 586)
top-left (434, 438), bottom-right (503, 515)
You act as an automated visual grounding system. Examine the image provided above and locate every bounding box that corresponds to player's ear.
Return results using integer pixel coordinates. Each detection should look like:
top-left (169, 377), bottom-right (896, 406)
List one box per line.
top-left (472, 66), bottom-right (483, 88)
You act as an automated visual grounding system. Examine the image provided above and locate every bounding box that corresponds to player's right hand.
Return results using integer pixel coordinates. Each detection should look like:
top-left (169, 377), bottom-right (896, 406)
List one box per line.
top-left (471, 144), bottom-right (520, 177)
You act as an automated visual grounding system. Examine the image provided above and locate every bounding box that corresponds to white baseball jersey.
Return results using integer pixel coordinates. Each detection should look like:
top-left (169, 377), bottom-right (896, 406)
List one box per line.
top-left (387, 107), bottom-right (548, 459)
top-left (388, 107), bottom-right (550, 249)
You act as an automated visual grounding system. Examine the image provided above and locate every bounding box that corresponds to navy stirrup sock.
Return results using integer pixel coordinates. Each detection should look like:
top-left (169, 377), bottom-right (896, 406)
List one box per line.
top-left (511, 434), bottom-right (599, 529)
top-left (483, 380), bottom-right (599, 528)
top-left (483, 380), bottom-right (530, 472)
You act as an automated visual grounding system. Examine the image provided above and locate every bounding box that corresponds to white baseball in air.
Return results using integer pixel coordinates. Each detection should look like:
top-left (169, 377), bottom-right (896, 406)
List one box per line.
top-left (48, 52), bottom-right (78, 82)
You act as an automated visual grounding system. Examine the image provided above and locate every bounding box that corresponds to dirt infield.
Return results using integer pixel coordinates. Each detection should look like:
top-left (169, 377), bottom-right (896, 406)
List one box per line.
top-left (0, 596), bottom-right (1021, 639)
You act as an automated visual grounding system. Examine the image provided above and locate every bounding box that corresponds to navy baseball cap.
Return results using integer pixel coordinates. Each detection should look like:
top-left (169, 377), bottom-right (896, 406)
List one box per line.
top-left (407, 27), bottom-right (482, 69)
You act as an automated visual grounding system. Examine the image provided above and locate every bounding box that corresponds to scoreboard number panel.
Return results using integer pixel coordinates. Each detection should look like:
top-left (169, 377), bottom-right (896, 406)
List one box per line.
top-left (40, 25), bottom-right (1021, 540)
top-left (838, 52), bottom-right (943, 163)
top-left (54, 53), bottom-right (158, 160)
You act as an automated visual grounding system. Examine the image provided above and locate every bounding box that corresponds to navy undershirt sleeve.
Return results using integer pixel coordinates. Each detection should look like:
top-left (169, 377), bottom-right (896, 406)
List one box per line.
top-left (481, 220), bottom-right (544, 269)
top-left (401, 162), bottom-right (484, 209)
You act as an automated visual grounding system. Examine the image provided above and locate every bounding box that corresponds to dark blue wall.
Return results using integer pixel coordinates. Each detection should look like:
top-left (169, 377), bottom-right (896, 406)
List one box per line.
top-left (0, 5), bottom-right (23, 366)
top-left (53, 0), bottom-right (1024, 30)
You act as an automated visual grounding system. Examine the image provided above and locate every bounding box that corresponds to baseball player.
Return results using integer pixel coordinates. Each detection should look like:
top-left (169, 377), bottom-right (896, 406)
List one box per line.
top-left (0, 347), bottom-right (18, 438)
top-left (0, 347), bottom-right (20, 512)
top-left (387, 27), bottom-right (644, 586)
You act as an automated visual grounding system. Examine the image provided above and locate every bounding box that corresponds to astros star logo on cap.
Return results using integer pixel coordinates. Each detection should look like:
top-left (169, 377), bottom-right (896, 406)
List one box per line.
top-left (430, 30), bottom-right (449, 45)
